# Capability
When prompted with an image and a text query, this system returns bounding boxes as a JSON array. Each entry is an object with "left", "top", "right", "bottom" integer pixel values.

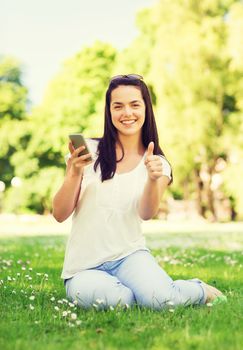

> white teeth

[{"left": 121, "top": 120, "right": 136, "bottom": 125}]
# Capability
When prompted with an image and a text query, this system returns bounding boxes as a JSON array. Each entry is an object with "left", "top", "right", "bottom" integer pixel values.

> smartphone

[{"left": 68, "top": 134, "right": 92, "bottom": 162}]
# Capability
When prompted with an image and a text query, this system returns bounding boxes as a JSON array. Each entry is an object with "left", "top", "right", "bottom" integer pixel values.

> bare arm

[
  {"left": 138, "top": 176, "right": 170, "bottom": 220},
  {"left": 52, "top": 142, "right": 92, "bottom": 223},
  {"left": 52, "top": 173, "right": 82, "bottom": 222},
  {"left": 138, "top": 141, "right": 171, "bottom": 220}
]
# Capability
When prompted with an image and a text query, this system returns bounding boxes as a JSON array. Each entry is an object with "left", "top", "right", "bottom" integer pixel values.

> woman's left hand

[{"left": 144, "top": 142, "right": 163, "bottom": 181}]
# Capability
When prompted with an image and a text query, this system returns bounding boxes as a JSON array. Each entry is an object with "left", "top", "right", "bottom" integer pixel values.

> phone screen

[{"left": 69, "top": 134, "right": 92, "bottom": 161}]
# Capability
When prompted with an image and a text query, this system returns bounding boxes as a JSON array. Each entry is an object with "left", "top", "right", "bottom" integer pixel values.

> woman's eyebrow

[
  {"left": 111, "top": 102, "right": 123, "bottom": 105},
  {"left": 111, "top": 100, "right": 142, "bottom": 105}
]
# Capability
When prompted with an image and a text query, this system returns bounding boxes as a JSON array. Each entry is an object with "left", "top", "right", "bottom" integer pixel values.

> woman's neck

[{"left": 116, "top": 133, "right": 145, "bottom": 156}]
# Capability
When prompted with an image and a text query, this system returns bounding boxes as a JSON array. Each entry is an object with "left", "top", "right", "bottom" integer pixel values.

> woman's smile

[{"left": 120, "top": 119, "right": 137, "bottom": 126}]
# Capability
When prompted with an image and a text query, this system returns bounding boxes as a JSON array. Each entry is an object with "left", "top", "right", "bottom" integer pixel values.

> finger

[
  {"left": 149, "top": 165, "right": 163, "bottom": 172},
  {"left": 72, "top": 145, "right": 86, "bottom": 158},
  {"left": 68, "top": 141, "right": 75, "bottom": 154},
  {"left": 147, "top": 141, "right": 154, "bottom": 157},
  {"left": 145, "top": 156, "right": 160, "bottom": 165},
  {"left": 74, "top": 152, "right": 92, "bottom": 163}
]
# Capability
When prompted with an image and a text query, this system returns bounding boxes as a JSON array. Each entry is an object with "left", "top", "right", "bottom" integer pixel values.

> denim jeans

[{"left": 64, "top": 249, "right": 206, "bottom": 310}]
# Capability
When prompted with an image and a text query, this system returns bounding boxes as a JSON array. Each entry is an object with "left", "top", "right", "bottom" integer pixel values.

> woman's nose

[{"left": 124, "top": 106, "right": 133, "bottom": 117}]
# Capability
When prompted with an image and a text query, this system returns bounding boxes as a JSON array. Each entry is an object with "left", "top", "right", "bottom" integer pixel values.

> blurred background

[{"left": 0, "top": 0, "right": 243, "bottom": 224}]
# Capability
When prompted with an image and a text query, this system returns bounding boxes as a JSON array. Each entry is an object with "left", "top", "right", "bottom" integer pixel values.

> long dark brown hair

[{"left": 93, "top": 77, "right": 173, "bottom": 184}]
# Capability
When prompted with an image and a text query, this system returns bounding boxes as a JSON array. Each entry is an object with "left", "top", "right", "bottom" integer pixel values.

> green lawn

[{"left": 0, "top": 230, "right": 243, "bottom": 350}]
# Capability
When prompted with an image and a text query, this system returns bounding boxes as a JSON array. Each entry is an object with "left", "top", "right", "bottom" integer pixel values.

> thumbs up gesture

[{"left": 144, "top": 141, "right": 163, "bottom": 181}]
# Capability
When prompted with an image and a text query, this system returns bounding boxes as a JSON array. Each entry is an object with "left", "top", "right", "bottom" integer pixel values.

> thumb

[{"left": 147, "top": 141, "right": 154, "bottom": 156}]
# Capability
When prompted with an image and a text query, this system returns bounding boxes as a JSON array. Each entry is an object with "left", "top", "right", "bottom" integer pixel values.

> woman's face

[{"left": 110, "top": 85, "right": 146, "bottom": 138}]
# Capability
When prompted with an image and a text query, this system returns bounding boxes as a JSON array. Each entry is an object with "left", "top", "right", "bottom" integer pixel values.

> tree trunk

[{"left": 194, "top": 168, "right": 206, "bottom": 218}]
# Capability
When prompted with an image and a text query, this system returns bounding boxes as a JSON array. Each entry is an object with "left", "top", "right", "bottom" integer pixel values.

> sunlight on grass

[{"left": 0, "top": 232, "right": 243, "bottom": 350}]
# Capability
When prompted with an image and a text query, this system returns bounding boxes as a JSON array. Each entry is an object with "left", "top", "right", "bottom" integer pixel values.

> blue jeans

[{"left": 64, "top": 249, "right": 206, "bottom": 310}]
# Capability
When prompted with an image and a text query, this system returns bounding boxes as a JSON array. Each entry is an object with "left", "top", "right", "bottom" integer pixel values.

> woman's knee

[{"left": 65, "top": 271, "right": 135, "bottom": 309}]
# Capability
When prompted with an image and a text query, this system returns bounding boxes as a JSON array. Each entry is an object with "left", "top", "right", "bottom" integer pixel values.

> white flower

[
  {"left": 109, "top": 306, "right": 114, "bottom": 311},
  {"left": 73, "top": 300, "right": 78, "bottom": 305},
  {"left": 167, "top": 301, "right": 174, "bottom": 306},
  {"left": 28, "top": 277, "right": 32, "bottom": 280},
  {"left": 169, "top": 308, "right": 175, "bottom": 313},
  {"left": 12, "top": 290, "right": 16, "bottom": 294},
  {"left": 36, "top": 273, "right": 42, "bottom": 276},
  {"left": 62, "top": 299, "right": 68, "bottom": 304},
  {"left": 12, "top": 277, "right": 16, "bottom": 281},
  {"left": 29, "top": 296, "right": 35, "bottom": 300},
  {"left": 206, "top": 303, "right": 213, "bottom": 307},
  {"left": 69, "top": 302, "right": 75, "bottom": 308},
  {"left": 124, "top": 303, "right": 130, "bottom": 309},
  {"left": 50, "top": 297, "right": 55, "bottom": 302},
  {"left": 76, "top": 320, "right": 82, "bottom": 326},
  {"left": 22, "top": 267, "right": 26, "bottom": 270},
  {"left": 29, "top": 304, "right": 34, "bottom": 310},
  {"left": 71, "top": 313, "right": 77, "bottom": 320},
  {"left": 92, "top": 303, "right": 98, "bottom": 309},
  {"left": 62, "top": 311, "right": 68, "bottom": 317},
  {"left": 16, "top": 273, "right": 20, "bottom": 277},
  {"left": 54, "top": 306, "right": 59, "bottom": 311},
  {"left": 44, "top": 274, "right": 48, "bottom": 278},
  {"left": 7, "top": 276, "right": 12, "bottom": 281},
  {"left": 29, "top": 268, "right": 33, "bottom": 271},
  {"left": 96, "top": 298, "right": 104, "bottom": 305},
  {"left": 57, "top": 300, "right": 63, "bottom": 304}
]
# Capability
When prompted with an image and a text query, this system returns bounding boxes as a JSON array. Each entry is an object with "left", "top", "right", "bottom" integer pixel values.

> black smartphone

[{"left": 68, "top": 134, "right": 92, "bottom": 162}]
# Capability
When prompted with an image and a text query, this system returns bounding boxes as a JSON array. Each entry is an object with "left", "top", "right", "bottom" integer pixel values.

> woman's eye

[{"left": 132, "top": 104, "right": 139, "bottom": 108}]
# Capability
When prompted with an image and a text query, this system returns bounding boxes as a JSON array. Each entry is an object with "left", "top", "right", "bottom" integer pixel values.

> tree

[
  {"left": 146, "top": 0, "right": 243, "bottom": 220},
  {"left": 0, "top": 56, "right": 28, "bottom": 189},
  {"left": 5, "top": 41, "right": 117, "bottom": 213}
]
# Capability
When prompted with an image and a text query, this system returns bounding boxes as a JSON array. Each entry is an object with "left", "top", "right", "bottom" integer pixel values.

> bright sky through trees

[{"left": 0, "top": 0, "right": 157, "bottom": 104}]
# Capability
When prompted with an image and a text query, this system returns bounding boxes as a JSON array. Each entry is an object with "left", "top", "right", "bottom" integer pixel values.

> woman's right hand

[{"left": 66, "top": 141, "right": 93, "bottom": 177}]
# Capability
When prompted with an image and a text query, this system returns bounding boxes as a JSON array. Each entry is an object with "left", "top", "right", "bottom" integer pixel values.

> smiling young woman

[{"left": 52, "top": 74, "right": 224, "bottom": 310}]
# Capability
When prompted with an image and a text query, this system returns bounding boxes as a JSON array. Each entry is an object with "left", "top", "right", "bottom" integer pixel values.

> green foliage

[
  {"left": 128, "top": 0, "right": 243, "bottom": 219},
  {"left": 0, "top": 56, "right": 28, "bottom": 190},
  {"left": 1, "top": 1, "right": 243, "bottom": 217},
  {"left": 4, "top": 167, "right": 64, "bottom": 214},
  {"left": 0, "top": 56, "right": 27, "bottom": 122},
  {"left": 1, "top": 42, "right": 117, "bottom": 214}
]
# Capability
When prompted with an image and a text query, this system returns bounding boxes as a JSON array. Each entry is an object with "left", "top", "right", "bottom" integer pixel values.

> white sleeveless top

[{"left": 61, "top": 139, "right": 172, "bottom": 279}]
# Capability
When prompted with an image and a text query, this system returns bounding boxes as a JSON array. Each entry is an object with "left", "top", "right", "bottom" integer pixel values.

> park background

[
  {"left": 1, "top": 0, "right": 243, "bottom": 223},
  {"left": 1, "top": 1, "right": 243, "bottom": 350}
]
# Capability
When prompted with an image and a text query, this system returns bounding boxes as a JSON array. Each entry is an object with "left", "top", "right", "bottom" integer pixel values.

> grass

[{"left": 0, "top": 230, "right": 243, "bottom": 350}]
